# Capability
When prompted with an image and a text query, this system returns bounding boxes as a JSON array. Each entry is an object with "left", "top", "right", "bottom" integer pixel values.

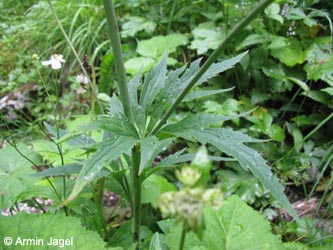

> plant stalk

[
  {"left": 150, "top": 0, "right": 274, "bottom": 135},
  {"left": 179, "top": 226, "right": 187, "bottom": 250},
  {"left": 131, "top": 143, "right": 142, "bottom": 249},
  {"left": 103, "top": 0, "right": 134, "bottom": 123}
]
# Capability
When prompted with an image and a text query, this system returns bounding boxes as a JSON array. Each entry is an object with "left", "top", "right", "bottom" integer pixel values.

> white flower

[
  {"left": 42, "top": 54, "right": 65, "bottom": 69},
  {"left": 76, "top": 73, "right": 89, "bottom": 85}
]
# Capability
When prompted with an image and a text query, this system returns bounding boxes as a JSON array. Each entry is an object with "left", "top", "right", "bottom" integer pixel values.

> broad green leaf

[
  {"left": 265, "top": 3, "right": 283, "bottom": 24},
  {"left": 268, "top": 36, "right": 288, "bottom": 50},
  {"left": 64, "top": 136, "right": 136, "bottom": 203},
  {"left": 182, "top": 88, "right": 234, "bottom": 102},
  {"left": 137, "top": 34, "right": 188, "bottom": 59},
  {"left": 165, "top": 127, "right": 299, "bottom": 220},
  {"left": 271, "top": 40, "right": 305, "bottom": 66},
  {"left": 190, "top": 22, "right": 226, "bottom": 55},
  {"left": 202, "top": 196, "right": 286, "bottom": 250},
  {"left": 121, "top": 16, "right": 156, "bottom": 38},
  {"left": 141, "top": 174, "right": 177, "bottom": 206},
  {"left": 140, "top": 54, "right": 168, "bottom": 112},
  {"left": 139, "top": 136, "right": 173, "bottom": 175},
  {"left": 125, "top": 57, "right": 155, "bottom": 75},
  {"left": 262, "top": 60, "right": 285, "bottom": 80},
  {"left": 0, "top": 213, "right": 106, "bottom": 250},
  {"left": 0, "top": 144, "right": 41, "bottom": 210}
]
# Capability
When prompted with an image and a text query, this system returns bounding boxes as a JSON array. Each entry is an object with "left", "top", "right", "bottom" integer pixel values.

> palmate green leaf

[
  {"left": 137, "top": 34, "right": 188, "bottom": 59},
  {"left": 0, "top": 213, "right": 106, "bottom": 250},
  {"left": 270, "top": 40, "right": 305, "bottom": 66},
  {"left": 0, "top": 144, "right": 42, "bottom": 210},
  {"left": 125, "top": 57, "right": 155, "bottom": 75},
  {"left": 120, "top": 16, "right": 156, "bottom": 38},
  {"left": 139, "top": 136, "right": 173, "bottom": 175},
  {"left": 64, "top": 136, "right": 136, "bottom": 204},
  {"left": 148, "top": 52, "right": 247, "bottom": 131},
  {"left": 202, "top": 196, "right": 285, "bottom": 250},
  {"left": 163, "top": 196, "right": 285, "bottom": 250},
  {"left": 190, "top": 22, "right": 226, "bottom": 55},
  {"left": 163, "top": 125, "right": 299, "bottom": 220}
]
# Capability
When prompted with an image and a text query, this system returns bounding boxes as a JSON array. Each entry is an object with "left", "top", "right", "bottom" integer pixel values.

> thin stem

[
  {"left": 131, "top": 143, "right": 141, "bottom": 249},
  {"left": 150, "top": 0, "right": 274, "bottom": 135},
  {"left": 102, "top": 0, "right": 134, "bottom": 123},
  {"left": 179, "top": 225, "right": 187, "bottom": 250},
  {"left": 53, "top": 77, "right": 69, "bottom": 216},
  {"left": 46, "top": 0, "right": 104, "bottom": 114}
]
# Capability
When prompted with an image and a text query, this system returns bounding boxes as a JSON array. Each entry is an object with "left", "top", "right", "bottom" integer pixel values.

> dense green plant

[{"left": 1, "top": 0, "right": 333, "bottom": 249}]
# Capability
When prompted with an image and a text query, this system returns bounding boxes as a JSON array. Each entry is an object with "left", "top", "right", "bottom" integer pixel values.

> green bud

[{"left": 176, "top": 166, "right": 201, "bottom": 187}]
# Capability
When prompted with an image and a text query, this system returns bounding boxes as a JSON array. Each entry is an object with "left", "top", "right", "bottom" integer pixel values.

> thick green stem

[
  {"left": 179, "top": 226, "right": 187, "bottom": 250},
  {"left": 103, "top": 0, "right": 134, "bottom": 123},
  {"left": 131, "top": 143, "right": 141, "bottom": 249},
  {"left": 150, "top": 0, "right": 274, "bottom": 135}
]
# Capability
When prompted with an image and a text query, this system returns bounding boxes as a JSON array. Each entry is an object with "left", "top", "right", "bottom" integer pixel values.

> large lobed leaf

[
  {"left": 161, "top": 123, "right": 299, "bottom": 220},
  {"left": 202, "top": 195, "right": 285, "bottom": 250},
  {"left": 0, "top": 144, "right": 41, "bottom": 210},
  {"left": 162, "top": 196, "right": 286, "bottom": 250},
  {"left": 0, "top": 213, "right": 106, "bottom": 250},
  {"left": 134, "top": 52, "right": 247, "bottom": 132}
]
